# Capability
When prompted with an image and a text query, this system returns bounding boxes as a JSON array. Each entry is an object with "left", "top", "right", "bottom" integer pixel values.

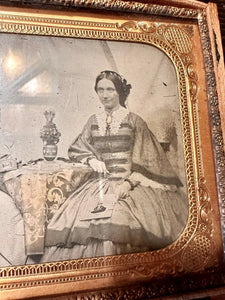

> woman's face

[{"left": 96, "top": 78, "right": 120, "bottom": 111}]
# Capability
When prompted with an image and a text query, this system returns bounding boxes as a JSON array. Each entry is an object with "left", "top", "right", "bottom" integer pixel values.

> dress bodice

[
  {"left": 90, "top": 114, "right": 134, "bottom": 180},
  {"left": 68, "top": 108, "right": 183, "bottom": 187}
]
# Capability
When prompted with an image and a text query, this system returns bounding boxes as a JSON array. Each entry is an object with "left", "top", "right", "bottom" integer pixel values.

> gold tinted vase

[
  {"left": 40, "top": 110, "right": 61, "bottom": 161},
  {"left": 43, "top": 144, "right": 58, "bottom": 161}
]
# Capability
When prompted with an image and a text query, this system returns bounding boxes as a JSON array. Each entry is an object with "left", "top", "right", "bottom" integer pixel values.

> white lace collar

[{"left": 95, "top": 106, "right": 129, "bottom": 136}]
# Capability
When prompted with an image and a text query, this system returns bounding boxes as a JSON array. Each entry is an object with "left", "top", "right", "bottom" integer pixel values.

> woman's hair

[{"left": 94, "top": 70, "right": 132, "bottom": 107}]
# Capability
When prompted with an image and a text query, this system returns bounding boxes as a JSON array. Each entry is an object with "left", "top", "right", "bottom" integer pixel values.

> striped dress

[{"left": 42, "top": 107, "right": 188, "bottom": 262}]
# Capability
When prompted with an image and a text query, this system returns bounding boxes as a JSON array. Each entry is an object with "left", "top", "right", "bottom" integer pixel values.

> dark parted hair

[{"left": 94, "top": 70, "right": 132, "bottom": 107}]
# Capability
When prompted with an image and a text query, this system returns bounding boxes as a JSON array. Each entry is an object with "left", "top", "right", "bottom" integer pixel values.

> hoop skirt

[{"left": 41, "top": 111, "right": 188, "bottom": 262}]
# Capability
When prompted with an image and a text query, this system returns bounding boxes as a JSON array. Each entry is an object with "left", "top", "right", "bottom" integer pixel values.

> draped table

[{"left": 1, "top": 161, "right": 92, "bottom": 256}]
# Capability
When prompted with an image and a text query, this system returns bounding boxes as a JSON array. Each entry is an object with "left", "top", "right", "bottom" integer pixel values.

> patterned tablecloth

[{"left": 2, "top": 161, "right": 92, "bottom": 256}]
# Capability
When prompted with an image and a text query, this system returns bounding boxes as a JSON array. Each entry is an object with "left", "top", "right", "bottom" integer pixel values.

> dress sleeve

[
  {"left": 68, "top": 115, "right": 99, "bottom": 163},
  {"left": 129, "top": 114, "right": 183, "bottom": 187}
]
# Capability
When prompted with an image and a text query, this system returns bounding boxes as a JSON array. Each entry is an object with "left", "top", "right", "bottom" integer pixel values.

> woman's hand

[
  {"left": 117, "top": 181, "right": 131, "bottom": 199},
  {"left": 88, "top": 158, "right": 109, "bottom": 175}
]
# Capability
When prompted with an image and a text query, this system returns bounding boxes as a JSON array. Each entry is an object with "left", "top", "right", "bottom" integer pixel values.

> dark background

[{"left": 202, "top": 0, "right": 225, "bottom": 58}]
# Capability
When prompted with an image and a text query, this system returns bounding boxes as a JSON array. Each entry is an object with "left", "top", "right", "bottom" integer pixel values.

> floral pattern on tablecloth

[
  {"left": 45, "top": 169, "right": 92, "bottom": 223},
  {"left": 4, "top": 167, "right": 92, "bottom": 256}
]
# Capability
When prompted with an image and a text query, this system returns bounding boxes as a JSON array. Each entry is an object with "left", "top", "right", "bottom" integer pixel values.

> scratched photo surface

[{"left": 0, "top": 34, "right": 188, "bottom": 267}]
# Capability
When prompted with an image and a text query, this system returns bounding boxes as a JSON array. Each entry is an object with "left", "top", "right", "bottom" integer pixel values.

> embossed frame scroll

[{"left": 0, "top": 0, "right": 225, "bottom": 299}]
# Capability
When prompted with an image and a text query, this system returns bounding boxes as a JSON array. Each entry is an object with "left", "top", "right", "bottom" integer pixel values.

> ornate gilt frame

[{"left": 0, "top": 0, "right": 225, "bottom": 298}]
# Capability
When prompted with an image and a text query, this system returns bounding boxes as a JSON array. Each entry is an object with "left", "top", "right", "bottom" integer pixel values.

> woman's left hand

[{"left": 116, "top": 181, "right": 131, "bottom": 199}]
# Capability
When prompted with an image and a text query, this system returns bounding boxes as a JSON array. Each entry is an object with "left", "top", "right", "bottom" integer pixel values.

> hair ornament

[
  {"left": 95, "top": 70, "right": 132, "bottom": 107},
  {"left": 100, "top": 70, "right": 132, "bottom": 97}
]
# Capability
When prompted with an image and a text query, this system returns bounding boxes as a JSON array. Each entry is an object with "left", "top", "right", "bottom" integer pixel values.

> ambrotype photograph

[{"left": 0, "top": 34, "right": 188, "bottom": 266}]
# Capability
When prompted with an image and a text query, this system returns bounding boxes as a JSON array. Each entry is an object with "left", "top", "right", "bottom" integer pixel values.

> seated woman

[{"left": 42, "top": 70, "right": 188, "bottom": 262}]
